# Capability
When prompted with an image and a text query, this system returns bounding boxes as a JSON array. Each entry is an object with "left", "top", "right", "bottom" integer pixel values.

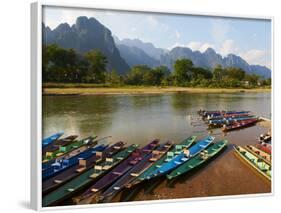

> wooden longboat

[
  {"left": 42, "top": 132, "right": 64, "bottom": 147},
  {"left": 222, "top": 118, "right": 259, "bottom": 132},
  {"left": 207, "top": 113, "right": 251, "bottom": 120},
  {"left": 256, "top": 142, "right": 271, "bottom": 155},
  {"left": 167, "top": 140, "right": 228, "bottom": 179},
  {"left": 42, "top": 144, "right": 138, "bottom": 207},
  {"left": 245, "top": 145, "right": 271, "bottom": 164},
  {"left": 42, "top": 136, "right": 97, "bottom": 170},
  {"left": 42, "top": 136, "right": 97, "bottom": 163},
  {"left": 99, "top": 141, "right": 173, "bottom": 201},
  {"left": 77, "top": 139, "right": 159, "bottom": 203},
  {"left": 42, "top": 143, "right": 108, "bottom": 180},
  {"left": 233, "top": 145, "right": 271, "bottom": 182},
  {"left": 42, "top": 135, "right": 78, "bottom": 156},
  {"left": 147, "top": 136, "right": 214, "bottom": 179},
  {"left": 126, "top": 136, "right": 196, "bottom": 187},
  {"left": 42, "top": 141, "right": 126, "bottom": 195}
]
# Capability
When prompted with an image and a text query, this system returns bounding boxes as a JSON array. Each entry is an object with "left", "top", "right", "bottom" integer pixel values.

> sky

[{"left": 43, "top": 6, "right": 272, "bottom": 68}]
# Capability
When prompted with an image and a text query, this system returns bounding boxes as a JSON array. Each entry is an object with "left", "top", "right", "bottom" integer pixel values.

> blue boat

[
  {"left": 42, "top": 143, "right": 108, "bottom": 180},
  {"left": 209, "top": 116, "right": 256, "bottom": 125},
  {"left": 203, "top": 111, "right": 250, "bottom": 118},
  {"left": 42, "top": 132, "right": 64, "bottom": 147},
  {"left": 146, "top": 136, "right": 215, "bottom": 179},
  {"left": 42, "top": 136, "right": 97, "bottom": 170}
]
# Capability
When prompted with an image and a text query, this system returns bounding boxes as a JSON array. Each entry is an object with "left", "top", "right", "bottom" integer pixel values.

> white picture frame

[{"left": 31, "top": 1, "right": 274, "bottom": 211}]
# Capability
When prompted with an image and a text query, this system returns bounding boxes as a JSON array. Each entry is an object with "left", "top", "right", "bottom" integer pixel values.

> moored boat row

[{"left": 42, "top": 132, "right": 229, "bottom": 206}]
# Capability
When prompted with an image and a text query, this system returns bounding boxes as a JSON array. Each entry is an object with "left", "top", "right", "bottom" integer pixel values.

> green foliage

[
  {"left": 174, "top": 59, "right": 193, "bottom": 85},
  {"left": 42, "top": 45, "right": 270, "bottom": 88}
]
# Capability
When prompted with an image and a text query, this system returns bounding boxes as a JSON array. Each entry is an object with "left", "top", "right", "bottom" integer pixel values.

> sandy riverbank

[{"left": 43, "top": 87, "right": 271, "bottom": 95}]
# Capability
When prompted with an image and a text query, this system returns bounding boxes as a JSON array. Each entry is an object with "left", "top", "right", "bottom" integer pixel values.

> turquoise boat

[
  {"left": 146, "top": 136, "right": 215, "bottom": 179},
  {"left": 133, "top": 136, "right": 197, "bottom": 183},
  {"left": 167, "top": 140, "right": 228, "bottom": 179}
]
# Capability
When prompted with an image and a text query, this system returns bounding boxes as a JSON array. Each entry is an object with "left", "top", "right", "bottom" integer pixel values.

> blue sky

[{"left": 43, "top": 6, "right": 271, "bottom": 68}]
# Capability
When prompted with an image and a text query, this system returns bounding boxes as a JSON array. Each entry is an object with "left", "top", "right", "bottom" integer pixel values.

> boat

[
  {"left": 200, "top": 110, "right": 250, "bottom": 118},
  {"left": 256, "top": 142, "right": 271, "bottom": 155},
  {"left": 42, "top": 135, "right": 78, "bottom": 156},
  {"left": 146, "top": 136, "right": 215, "bottom": 179},
  {"left": 233, "top": 145, "right": 271, "bottom": 182},
  {"left": 167, "top": 140, "right": 228, "bottom": 179},
  {"left": 42, "top": 143, "right": 108, "bottom": 180},
  {"left": 207, "top": 113, "right": 251, "bottom": 120},
  {"left": 99, "top": 141, "right": 173, "bottom": 201},
  {"left": 42, "top": 132, "right": 64, "bottom": 147},
  {"left": 77, "top": 140, "right": 159, "bottom": 202},
  {"left": 42, "top": 135, "right": 97, "bottom": 163},
  {"left": 42, "top": 136, "right": 97, "bottom": 170},
  {"left": 128, "top": 136, "right": 196, "bottom": 186},
  {"left": 209, "top": 116, "right": 257, "bottom": 126},
  {"left": 222, "top": 118, "right": 258, "bottom": 132},
  {"left": 259, "top": 132, "right": 271, "bottom": 143},
  {"left": 42, "top": 141, "right": 126, "bottom": 194},
  {"left": 244, "top": 145, "right": 271, "bottom": 164},
  {"left": 42, "top": 144, "right": 138, "bottom": 207}
]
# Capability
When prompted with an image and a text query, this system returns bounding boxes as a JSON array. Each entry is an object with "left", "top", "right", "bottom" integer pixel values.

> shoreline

[{"left": 43, "top": 87, "right": 271, "bottom": 96}]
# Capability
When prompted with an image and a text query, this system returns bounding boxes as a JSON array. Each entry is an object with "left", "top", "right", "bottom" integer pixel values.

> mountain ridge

[{"left": 43, "top": 16, "right": 271, "bottom": 78}]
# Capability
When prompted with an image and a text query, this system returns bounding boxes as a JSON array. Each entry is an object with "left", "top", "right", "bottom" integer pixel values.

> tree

[
  {"left": 174, "top": 59, "right": 193, "bottom": 86},
  {"left": 213, "top": 64, "right": 225, "bottom": 81},
  {"left": 43, "top": 44, "right": 79, "bottom": 82},
  {"left": 85, "top": 50, "right": 107, "bottom": 83},
  {"left": 244, "top": 74, "right": 260, "bottom": 86},
  {"left": 225, "top": 67, "right": 245, "bottom": 81},
  {"left": 126, "top": 65, "right": 152, "bottom": 85}
]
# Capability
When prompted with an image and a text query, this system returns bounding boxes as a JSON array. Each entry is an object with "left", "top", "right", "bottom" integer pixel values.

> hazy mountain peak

[
  {"left": 43, "top": 16, "right": 130, "bottom": 74},
  {"left": 115, "top": 37, "right": 166, "bottom": 60}
]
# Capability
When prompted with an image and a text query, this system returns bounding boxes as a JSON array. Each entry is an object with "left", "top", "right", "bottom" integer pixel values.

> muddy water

[{"left": 42, "top": 92, "right": 271, "bottom": 204}]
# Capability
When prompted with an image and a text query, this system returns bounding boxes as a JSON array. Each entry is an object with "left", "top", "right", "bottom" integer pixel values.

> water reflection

[{"left": 43, "top": 92, "right": 271, "bottom": 144}]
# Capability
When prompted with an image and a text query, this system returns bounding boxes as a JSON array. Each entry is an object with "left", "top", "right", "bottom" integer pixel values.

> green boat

[
  {"left": 233, "top": 145, "right": 271, "bottom": 182},
  {"left": 167, "top": 140, "right": 228, "bottom": 180},
  {"left": 127, "top": 136, "right": 196, "bottom": 187},
  {"left": 42, "top": 135, "right": 97, "bottom": 163},
  {"left": 42, "top": 144, "right": 138, "bottom": 207}
]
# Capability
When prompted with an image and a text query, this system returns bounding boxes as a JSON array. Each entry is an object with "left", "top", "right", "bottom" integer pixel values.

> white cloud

[
  {"left": 175, "top": 30, "right": 181, "bottom": 39},
  {"left": 220, "top": 39, "right": 239, "bottom": 56},
  {"left": 239, "top": 49, "right": 270, "bottom": 67},
  {"left": 168, "top": 41, "right": 214, "bottom": 52},
  {"left": 210, "top": 20, "right": 231, "bottom": 43},
  {"left": 146, "top": 16, "right": 159, "bottom": 27}
]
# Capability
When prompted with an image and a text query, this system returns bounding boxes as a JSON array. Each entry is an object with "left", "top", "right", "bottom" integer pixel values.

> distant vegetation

[{"left": 43, "top": 44, "right": 271, "bottom": 88}]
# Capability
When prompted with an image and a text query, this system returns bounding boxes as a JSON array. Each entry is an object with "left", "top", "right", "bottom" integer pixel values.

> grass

[{"left": 42, "top": 83, "right": 271, "bottom": 95}]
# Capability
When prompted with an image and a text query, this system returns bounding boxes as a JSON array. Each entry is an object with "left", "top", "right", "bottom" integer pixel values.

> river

[{"left": 42, "top": 92, "right": 271, "bottom": 203}]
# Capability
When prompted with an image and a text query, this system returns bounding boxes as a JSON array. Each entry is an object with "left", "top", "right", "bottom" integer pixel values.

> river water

[{"left": 42, "top": 92, "right": 271, "bottom": 203}]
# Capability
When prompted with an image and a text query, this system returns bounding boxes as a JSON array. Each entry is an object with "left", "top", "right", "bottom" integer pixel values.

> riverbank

[{"left": 43, "top": 86, "right": 271, "bottom": 95}]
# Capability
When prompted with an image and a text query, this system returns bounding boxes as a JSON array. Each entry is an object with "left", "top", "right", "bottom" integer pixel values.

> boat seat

[
  {"left": 76, "top": 167, "right": 86, "bottom": 173},
  {"left": 114, "top": 186, "right": 120, "bottom": 190},
  {"left": 102, "top": 165, "right": 112, "bottom": 170},
  {"left": 114, "top": 146, "right": 121, "bottom": 150},
  {"left": 113, "top": 171, "right": 122, "bottom": 176},
  {"left": 91, "top": 188, "right": 98, "bottom": 192},
  {"left": 54, "top": 179, "right": 62, "bottom": 183}
]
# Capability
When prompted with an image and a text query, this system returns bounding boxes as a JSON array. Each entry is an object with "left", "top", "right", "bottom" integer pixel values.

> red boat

[
  {"left": 222, "top": 118, "right": 258, "bottom": 132},
  {"left": 256, "top": 142, "right": 271, "bottom": 155}
]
